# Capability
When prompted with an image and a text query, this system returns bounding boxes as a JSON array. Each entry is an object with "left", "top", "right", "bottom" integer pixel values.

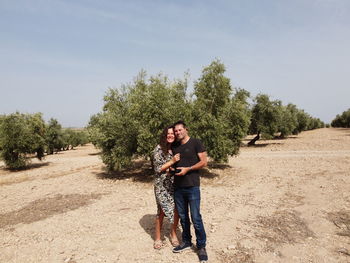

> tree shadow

[
  {"left": 49, "top": 151, "right": 64, "bottom": 155},
  {"left": 245, "top": 141, "right": 284, "bottom": 148},
  {"left": 88, "top": 152, "right": 101, "bottom": 156},
  {"left": 4, "top": 161, "right": 51, "bottom": 172},
  {"left": 200, "top": 161, "right": 233, "bottom": 180},
  {"left": 26, "top": 162, "right": 51, "bottom": 170},
  {"left": 246, "top": 143, "right": 270, "bottom": 148},
  {"left": 207, "top": 162, "right": 231, "bottom": 169},
  {"left": 95, "top": 159, "right": 154, "bottom": 184},
  {"left": 242, "top": 134, "right": 299, "bottom": 147},
  {"left": 95, "top": 159, "right": 232, "bottom": 183},
  {"left": 273, "top": 136, "right": 298, "bottom": 140},
  {"left": 337, "top": 128, "right": 350, "bottom": 136},
  {"left": 200, "top": 169, "right": 221, "bottom": 180}
]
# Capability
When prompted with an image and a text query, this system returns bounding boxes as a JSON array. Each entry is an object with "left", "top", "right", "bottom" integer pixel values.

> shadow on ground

[
  {"left": 247, "top": 143, "right": 272, "bottom": 148},
  {"left": 2, "top": 161, "right": 51, "bottom": 172},
  {"left": 25, "top": 162, "right": 51, "bottom": 170},
  {"left": 199, "top": 161, "right": 233, "bottom": 180},
  {"left": 244, "top": 141, "right": 285, "bottom": 148},
  {"left": 95, "top": 159, "right": 227, "bottom": 183},
  {"left": 242, "top": 135, "right": 299, "bottom": 148},
  {"left": 95, "top": 160, "right": 154, "bottom": 183},
  {"left": 139, "top": 214, "right": 156, "bottom": 241},
  {"left": 207, "top": 162, "right": 231, "bottom": 169},
  {"left": 88, "top": 152, "right": 101, "bottom": 156},
  {"left": 338, "top": 128, "right": 350, "bottom": 136},
  {"left": 139, "top": 214, "right": 182, "bottom": 242}
]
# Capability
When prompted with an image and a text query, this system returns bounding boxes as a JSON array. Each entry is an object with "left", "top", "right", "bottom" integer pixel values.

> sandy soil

[{"left": 0, "top": 128, "right": 350, "bottom": 263}]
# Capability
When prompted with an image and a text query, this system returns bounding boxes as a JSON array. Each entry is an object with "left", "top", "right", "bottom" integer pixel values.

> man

[{"left": 172, "top": 120, "right": 208, "bottom": 262}]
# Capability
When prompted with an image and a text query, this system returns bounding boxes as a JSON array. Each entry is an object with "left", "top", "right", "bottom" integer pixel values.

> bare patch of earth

[
  {"left": 253, "top": 209, "right": 315, "bottom": 251},
  {"left": 217, "top": 242, "right": 255, "bottom": 263},
  {"left": 327, "top": 211, "right": 350, "bottom": 238},
  {"left": 0, "top": 193, "right": 102, "bottom": 229}
]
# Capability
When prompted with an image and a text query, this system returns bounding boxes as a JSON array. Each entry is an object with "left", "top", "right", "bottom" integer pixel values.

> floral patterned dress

[{"left": 153, "top": 144, "right": 175, "bottom": 224}]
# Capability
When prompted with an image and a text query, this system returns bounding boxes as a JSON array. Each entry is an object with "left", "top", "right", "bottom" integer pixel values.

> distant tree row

[
  {"left": 248, "top": 94, "right": 324, "bottom": 145},
  {"left": 331, "top": 109, "right": 350, "bottom": 128},
  {"left": 88, "top": 59, "right": 324, "bottom": 172},
  {"left": 0, "top": 113, "right": 89, "bottom": 169}
]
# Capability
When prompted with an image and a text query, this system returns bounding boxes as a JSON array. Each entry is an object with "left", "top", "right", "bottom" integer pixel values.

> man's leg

[
  {"left": 174, "top": 187, "right": 192, "bottom": 245},
  {"left": 188, "top": 186, "right": 208, "bottom": 261},
  {"left": 188, "top": 186, "right": 206, "bottom": 249}
]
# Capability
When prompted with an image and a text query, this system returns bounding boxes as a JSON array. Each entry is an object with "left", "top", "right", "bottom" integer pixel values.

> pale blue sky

[{"left": 1, "top": 0, "right": 349, "bottom": 127}]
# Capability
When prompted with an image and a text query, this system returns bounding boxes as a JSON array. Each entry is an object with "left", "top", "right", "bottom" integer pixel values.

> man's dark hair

[{"left": 173, "top": 120, "right": 187, "bottom": 129}]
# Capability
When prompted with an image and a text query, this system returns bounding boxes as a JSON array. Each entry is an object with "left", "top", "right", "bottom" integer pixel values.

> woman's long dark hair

[{"left": 159, "top": 125, "right": 174, "bottom": 154}]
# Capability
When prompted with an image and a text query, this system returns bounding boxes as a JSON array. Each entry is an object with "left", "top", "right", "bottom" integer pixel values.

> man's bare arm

[{"left": 175, "top": 151, "right": 207, "bottom": 176}]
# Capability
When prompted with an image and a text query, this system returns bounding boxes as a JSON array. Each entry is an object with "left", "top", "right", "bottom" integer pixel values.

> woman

[{"left": 152, "top": 125, "right": 180, "bottom": 249}]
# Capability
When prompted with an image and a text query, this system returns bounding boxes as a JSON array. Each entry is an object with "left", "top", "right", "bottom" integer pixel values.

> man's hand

[{"left": 175, "top": 167, "right": 191, "bottom": 176}]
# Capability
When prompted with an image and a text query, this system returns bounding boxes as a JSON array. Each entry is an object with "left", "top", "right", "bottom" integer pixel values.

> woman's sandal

[
  {"left": 153, "top": 240, "right": 163, "bottom": 250},
  {"left": 170, "top": 237, "right": 180, "bottom": 247}
]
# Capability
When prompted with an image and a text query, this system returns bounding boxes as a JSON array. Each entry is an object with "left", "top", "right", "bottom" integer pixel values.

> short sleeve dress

[{"left": 152, "top": 144, "right": 175, "bottom": 224}]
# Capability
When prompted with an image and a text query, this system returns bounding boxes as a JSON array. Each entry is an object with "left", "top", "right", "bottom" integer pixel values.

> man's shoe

[
  {"left": 198, "top": 247, "right": 208, "bottom": 262},
  {"left": 172, "top": 242, "right": 192, "bottom": 253}
]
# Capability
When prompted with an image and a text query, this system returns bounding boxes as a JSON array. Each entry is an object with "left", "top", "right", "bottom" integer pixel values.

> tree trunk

[
  {"left": 150, "top": 156, "right": 154, "bottom": 171},
  {"left": 248, "top": 131, "right": 260, "bottom": 146}
]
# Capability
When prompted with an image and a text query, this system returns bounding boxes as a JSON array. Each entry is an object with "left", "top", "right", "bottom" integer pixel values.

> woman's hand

[
  {"left": 161, "top": 153, "right": 180, "bottom": 173},
  {"left": 172, "top": 153, "right": 180, "bottom": 163}
]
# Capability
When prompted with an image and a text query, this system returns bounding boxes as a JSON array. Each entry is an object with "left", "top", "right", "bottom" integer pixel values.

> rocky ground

[{"left": 0, "top": 128, "right": 350, "bottom": 263}]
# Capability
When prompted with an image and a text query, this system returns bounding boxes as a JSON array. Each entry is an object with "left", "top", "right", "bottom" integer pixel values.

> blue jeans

[{"left": 174, "top": 186, "right": 206, "bottom": 249}]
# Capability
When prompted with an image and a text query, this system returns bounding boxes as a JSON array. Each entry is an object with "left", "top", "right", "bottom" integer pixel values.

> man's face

[{"left": 174, "top": 124, "right": 188, "bottom": 141}]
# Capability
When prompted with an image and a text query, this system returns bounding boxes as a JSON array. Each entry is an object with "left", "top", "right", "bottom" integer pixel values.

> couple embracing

[{"left": 152, "top": 120, "right": 208, "bottom": 262}]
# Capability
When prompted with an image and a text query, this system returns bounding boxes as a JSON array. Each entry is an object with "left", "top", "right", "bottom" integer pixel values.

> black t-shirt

[{"left": 172, "top": 138, "right": 206, "bottom": 187}]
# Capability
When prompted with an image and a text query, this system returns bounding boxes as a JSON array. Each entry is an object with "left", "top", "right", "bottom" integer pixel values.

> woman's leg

[
  {"left": 170, "top": 208, "right": 180, "bottom": 245},
  {"left": 154, "top": 209, "right": 165, "bottom": 244}
]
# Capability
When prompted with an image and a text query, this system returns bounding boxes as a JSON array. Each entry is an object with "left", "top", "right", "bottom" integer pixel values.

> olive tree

[
  {"left": 46, "top": 118, "right": 64, "bottom": 154},
  {"left": 226, "top": 88, "right": 251, "bottom": 152},
  {"left": 294, "top": 109, "right": 310, "bottom": 133},
  {"left": 248, "top": 94, "right": 281, "bottom": 145},
  {"left": 61, "top": 129, "right": 89, "bottom": 150},
  {"left": 128, "top": 72, "right": 190, "bottom": 159},
  {"left": 308, "top": 117, "right": 324, "bottom": 129},
  {"left": 88, "top": 71, "right": 190, "bottom": 171},
  {"left": 0, "top": 112, "right": 46, "bottom": 169},
  {"left": 190, "top": 60, "right": 251, "bottom": 162},
  {"left": 88, "top": 88, "right": 137, "bottom": 171},
  {"left": 331, "top": 109, "right": 350, "bottom": 128},
  {"left": 278, "top": 103, "right": 299, "bottom": 138}
]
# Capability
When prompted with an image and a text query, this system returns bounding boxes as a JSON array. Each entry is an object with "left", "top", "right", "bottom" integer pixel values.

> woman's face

[{"left": 166, "top": 128, "right": 175, "bottom": 144}]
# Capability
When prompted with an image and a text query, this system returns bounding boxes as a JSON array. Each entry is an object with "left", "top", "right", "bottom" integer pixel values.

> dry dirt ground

[{"left": 0, "top": 128, "right": 350, "bottom": 263}]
